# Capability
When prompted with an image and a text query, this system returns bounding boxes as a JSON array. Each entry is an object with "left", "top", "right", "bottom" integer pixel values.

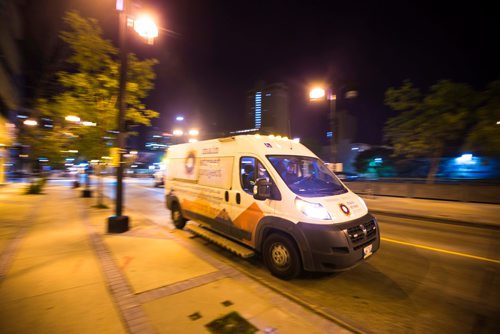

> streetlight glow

[
  {"left": 23, "top": 119, "right": 38, "bottom": 126},
  {"left": 133, "top": 15, "right": 159, "bottom": 44},
  {"left": 65, "top": 115, "right": 81, "bottom": 123},
  {"left": 176, "top": 116, "right": 184, "bottom": 121},
  {"left": 309, "top": 87, "right": 326, "bottom": 100},
  {"left": 188, "top": 129, "right": 199, "bottom": 136}
]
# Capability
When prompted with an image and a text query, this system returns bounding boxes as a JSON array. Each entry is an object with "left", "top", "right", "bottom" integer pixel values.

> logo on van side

[
  {"left": 202, "top": 147, "right": 219, "bottom": 155},
  {"left": 339, "top": 203, "right": 351, "bottom": 216},
  {"left": 185, "top": 151, "right": 196, "bottom": 174}
]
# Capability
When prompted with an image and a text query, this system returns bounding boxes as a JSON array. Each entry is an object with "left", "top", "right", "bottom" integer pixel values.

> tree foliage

[
  {"left": 383, "top": 79, "right": 484, "bottom": 182},
  {"left": 22, "top": 11, "right": 158, "bottom": 164},
  {"left": 464, "top": 80, "right": 500, "bottom": 156}
]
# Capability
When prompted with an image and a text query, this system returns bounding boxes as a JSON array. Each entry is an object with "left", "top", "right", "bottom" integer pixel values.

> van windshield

[{"left": 267, "top": 155, "right": 347, "bottom": 197}]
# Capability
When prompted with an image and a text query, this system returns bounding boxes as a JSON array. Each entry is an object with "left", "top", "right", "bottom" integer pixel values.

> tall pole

[
  {"left": 328, "top": 88, "right": 337, "bottom": 163},
  {"left": 108, "top": 0, "right": 130, "bottom": 232}
]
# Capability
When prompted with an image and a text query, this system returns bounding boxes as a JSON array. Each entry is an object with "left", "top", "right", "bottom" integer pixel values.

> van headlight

[{"left": 295, "top": 197, "right": 332, "bottom": 220}]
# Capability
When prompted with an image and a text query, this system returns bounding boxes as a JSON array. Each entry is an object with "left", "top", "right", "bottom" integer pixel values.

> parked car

[
  {"left": 335, "top": 171, "right": 359, "bottom": 181},
  {"left": 153, "top": 170, "right": 164, "bottom": 187}
]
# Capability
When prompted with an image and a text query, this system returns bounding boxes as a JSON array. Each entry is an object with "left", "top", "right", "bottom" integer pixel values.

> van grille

[{"left": 345, "top": 220, "right": 377, "bottom": 246}]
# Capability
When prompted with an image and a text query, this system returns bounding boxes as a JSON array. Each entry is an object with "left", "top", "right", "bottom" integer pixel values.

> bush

[{"left": 24, "top": 178, "right": 46, "bottom": 195}]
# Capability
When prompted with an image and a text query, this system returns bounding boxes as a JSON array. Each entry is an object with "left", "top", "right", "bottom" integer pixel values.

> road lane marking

[{"left": 381, "top": 237, "right": 500, "bottom": 264}]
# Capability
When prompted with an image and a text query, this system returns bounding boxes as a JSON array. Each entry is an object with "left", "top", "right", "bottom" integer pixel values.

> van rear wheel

[
  {"left": 171, "top": 203, "right": 187, "bottom": 229},
  {"left": 263, "top": 233, "right": 302, "bottom": 280}
]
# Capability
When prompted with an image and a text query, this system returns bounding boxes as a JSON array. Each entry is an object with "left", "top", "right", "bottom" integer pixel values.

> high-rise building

[
  {"left": 0, "top": 0, "right": 24, "bottom": 183},
  {"left": 144, "top": 128, "right": 173, "bottom": 151},
  {"left": 245, "top": 82, "right": 290, "bottom": 136}
]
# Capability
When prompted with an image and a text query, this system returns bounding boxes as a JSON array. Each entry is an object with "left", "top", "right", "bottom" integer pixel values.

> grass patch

[{"left": 206, "top": 311, "right": 257, "bottom": 334}]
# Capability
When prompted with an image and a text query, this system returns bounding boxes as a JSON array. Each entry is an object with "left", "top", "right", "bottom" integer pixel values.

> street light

[
  {"left": 309, "top": 84, "right": 357, "bottom": 164},
  {"left": 23, "top": 119, "right": 38, "bottom": 126},
  {"left": 108, "top": 0, "right": 158, "bottom": 233},
  {"left": 309, "top": 87, "right": 326, "bottom": 100},
  {"left": 309, "top": 85, "right": 336, "bottom": 162},
  {"left": 65, "top": 115, "right": 81, "bottom": 123},
  {"left": 133, "top": 15, "right": 159, "bottom": 44}
]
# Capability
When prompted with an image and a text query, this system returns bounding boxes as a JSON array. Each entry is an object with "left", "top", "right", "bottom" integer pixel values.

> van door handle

[
  {"left": 236, "top": 193, "right": 241, "bottom": 204},
  {"left": 225, "top": 191, "right": 229, "bottom": 202}
]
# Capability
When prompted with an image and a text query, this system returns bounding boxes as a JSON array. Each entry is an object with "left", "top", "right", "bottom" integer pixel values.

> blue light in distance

[{"left": 455, "top": 153, "right": 475, "bottom": 165}]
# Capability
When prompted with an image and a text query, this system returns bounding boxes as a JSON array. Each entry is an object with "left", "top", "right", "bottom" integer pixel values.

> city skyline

[{"left": 5, "top": 0, "right": 500, "bottom": 146}]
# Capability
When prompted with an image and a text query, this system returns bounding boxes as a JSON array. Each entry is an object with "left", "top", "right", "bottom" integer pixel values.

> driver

[{"left": 282, "top": 162, "right": 299, "bottom": 184}]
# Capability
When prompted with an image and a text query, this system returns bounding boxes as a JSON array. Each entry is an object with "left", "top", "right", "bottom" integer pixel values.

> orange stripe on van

[{"left": 232, "top": 202, "right": 264, "bottom": 247}]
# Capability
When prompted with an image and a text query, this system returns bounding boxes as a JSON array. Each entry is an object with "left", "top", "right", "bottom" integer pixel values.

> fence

[{"left": 345, "top": 181, "right": 500, "bottom": 204}]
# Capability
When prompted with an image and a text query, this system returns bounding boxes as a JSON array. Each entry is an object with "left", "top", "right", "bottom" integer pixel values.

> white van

[{"left": 165, "top": 135, "right": 379, "bottom": 279}]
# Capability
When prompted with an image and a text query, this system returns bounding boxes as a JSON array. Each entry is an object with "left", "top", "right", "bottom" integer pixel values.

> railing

[{"left": 345, "top": 180, "right": 500, "bottom": 204}]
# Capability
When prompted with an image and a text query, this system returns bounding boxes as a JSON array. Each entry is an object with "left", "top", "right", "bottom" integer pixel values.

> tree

[
  {"left": 464, "top": 80, "right": 500, "bottom": 156},
  {"left": 383, "top": 80, "right": 480, "bottom": 183},
  {"left": 22, "top": 11, "right": 158, "bottom": 165}
]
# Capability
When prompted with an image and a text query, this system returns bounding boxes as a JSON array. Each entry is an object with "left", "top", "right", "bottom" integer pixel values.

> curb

[{"left": 233, "top": 265, "right": 365, "bottom": 334}]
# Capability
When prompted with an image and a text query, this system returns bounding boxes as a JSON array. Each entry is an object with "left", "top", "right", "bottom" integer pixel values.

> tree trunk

[
  {"left": 426, "top": 149, "right": 442, "bottom": 184},
  {"left": 96, "top": 164, "right": 104, "bottom": 207}
]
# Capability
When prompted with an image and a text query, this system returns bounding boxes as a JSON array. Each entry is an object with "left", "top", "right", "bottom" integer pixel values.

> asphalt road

[{"left": 106, "top": 178, "right": 500, "bottom": 333}]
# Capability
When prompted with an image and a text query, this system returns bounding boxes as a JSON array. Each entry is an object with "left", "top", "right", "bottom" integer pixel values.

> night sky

[{"left": 22, "top": 0, "right": 500, "bottom": 145}]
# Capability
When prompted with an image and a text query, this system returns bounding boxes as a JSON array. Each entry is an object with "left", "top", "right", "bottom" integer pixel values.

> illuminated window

[{"left": 255, "top": 91, "right": 262, "bottom": 128}]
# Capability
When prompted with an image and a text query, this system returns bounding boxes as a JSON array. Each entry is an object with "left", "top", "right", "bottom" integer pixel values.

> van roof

[{"left": 166, "top": 135, "right": 316, "bottom": 159}]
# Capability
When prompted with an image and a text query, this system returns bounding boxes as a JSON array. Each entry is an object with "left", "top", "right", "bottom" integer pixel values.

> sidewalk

[
  {"left": 0, "top": 183, "right": 349, "bottom": 334},
  {"left": 362, "top": 195, "right": 500, "bottom": 228}
]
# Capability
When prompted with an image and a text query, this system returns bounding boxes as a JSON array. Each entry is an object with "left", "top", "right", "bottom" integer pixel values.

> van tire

[
  {"left": 263, "top": 233, "right": 302, "bottom": 280},
  {"left": 171, "top": 203, "right": 187, "bottom": 229}
]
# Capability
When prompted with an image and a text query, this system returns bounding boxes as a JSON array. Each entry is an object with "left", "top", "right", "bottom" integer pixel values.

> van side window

[
  {"left": 240, "top": 157, "right": 271, "bottom": 193},
  {"left": 240, "top": 157, "right": 256, "bottom": 192}
]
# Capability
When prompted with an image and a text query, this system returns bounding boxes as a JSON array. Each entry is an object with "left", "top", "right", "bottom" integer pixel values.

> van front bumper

[{"left": 297, "top": 213, "right": 380, "bottom": 272}]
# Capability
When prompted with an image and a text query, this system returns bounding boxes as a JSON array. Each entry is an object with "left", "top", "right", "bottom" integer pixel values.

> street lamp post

[
  {"left": 309, "top": 85, "right": 357, "bottom": 164},
  {"left": 309, "top": 86, "right": 337, "bottom": 162},
  {"left": 107, "top": 0, "right": 130, "bottom": 232},
  {"left": 108, "top": 0, "right": 158, "bottom": 233},
  {"left": 327, "top": 88, "right": 336, "bottom": 163}
]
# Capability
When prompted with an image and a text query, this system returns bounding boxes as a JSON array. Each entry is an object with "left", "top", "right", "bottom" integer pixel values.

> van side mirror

[{"left": 253, "top": 178, "right": 272, "bottom": 201}]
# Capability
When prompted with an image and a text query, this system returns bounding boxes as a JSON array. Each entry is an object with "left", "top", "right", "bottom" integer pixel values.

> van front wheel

[
  {"left": 171, "top": 203, "right": 187, "bottom": 229},
  {"left": 263, "top": 233, "right": 302, "bottom": 280}
]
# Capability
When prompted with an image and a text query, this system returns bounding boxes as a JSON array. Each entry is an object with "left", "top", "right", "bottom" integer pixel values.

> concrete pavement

[
  {"left": 1, "top": 180, "right": 498, "bottom": 333},
  {"left": 0, "top": 182, "right": 349, "bottom": 334}
]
